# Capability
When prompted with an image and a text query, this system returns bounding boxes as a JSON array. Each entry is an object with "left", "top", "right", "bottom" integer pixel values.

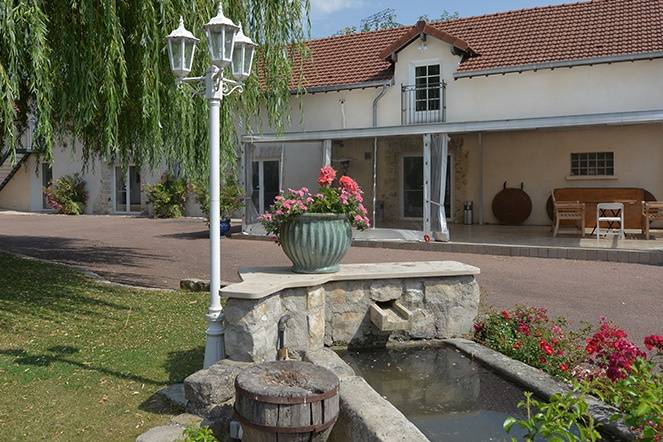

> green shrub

[
  {"left": 193, "top": 176, "right": 244, "bottom": 220},
  {"left": 145, "top": 173, "right": 187, "bottom": 218},
  {"left": 504, "top": 388, "right": 602, "bottom": 441},
  {"left": 183, "top": 426, "right": 218, "bottom": 442},
  {"left": 44, "top": 174, "right": 87, "bottom": 215}
]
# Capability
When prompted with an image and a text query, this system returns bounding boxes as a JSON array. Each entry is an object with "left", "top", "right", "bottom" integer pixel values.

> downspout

[{"left": 371, "top": 82, "right": 391, "bottom": 228}]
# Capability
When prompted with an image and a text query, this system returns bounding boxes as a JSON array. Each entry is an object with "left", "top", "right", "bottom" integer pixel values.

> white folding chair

[{"left": 596, "top": 202, "right": 625, "bottom": 240}]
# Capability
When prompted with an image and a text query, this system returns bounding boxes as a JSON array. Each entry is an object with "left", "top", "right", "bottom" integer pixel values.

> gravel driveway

[{"left": 1, "top": 212, "right": 660, "bottom": 343}]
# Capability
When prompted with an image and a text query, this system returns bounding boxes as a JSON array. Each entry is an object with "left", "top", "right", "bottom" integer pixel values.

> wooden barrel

[{"left": 234, "top": 361, "right": 340, "bottom": 442}]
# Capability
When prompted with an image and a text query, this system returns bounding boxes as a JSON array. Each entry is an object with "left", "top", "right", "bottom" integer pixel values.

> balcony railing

[{"left": 401, "top": 82, "right": 446, "bottom": 125}]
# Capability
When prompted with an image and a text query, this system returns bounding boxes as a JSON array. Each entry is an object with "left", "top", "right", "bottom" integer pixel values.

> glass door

[
  {"left": 402, "top": 155, "right": 452, "bottom": 219},
  {"left": 251, "top": 160, "right": 281, "bottom": 214},
  {"left": 114, "top": 166, "right": 141, "bottom": 213}
]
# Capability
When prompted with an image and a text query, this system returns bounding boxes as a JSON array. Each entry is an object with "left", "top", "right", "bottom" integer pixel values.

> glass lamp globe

[
  {"left": 203, "top": 4, "right": 239, "bottom": 68},
  {"left": 232, "top": 24, "right": 257, "bottom": 81},
  {"left": 167, "top": 17, "right": 199, "bottom": 78}
]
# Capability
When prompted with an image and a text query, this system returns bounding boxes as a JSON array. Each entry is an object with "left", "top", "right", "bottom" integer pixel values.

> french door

[
  {"left": 402, "top": 155, "right": 452, "bottom": 219},
  {"left": 114, "top": 166, "right": 142, "bottom": 213},
  {"left": 251, "top": 160, "right": 280, "bottom": 214}
]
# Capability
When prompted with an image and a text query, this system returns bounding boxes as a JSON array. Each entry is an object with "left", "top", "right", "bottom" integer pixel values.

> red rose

[
  {"left": 559, "top": 363, "right": 569, "bottom": 372},
  {"left": 540, "top": 339, "right": 554, "bottom": 356},
  {"left": 513, "top": 341, "right": 523, "bottom": 350},
  {"left": 500, "top": 310, "right": 511, "bottom": 321}
]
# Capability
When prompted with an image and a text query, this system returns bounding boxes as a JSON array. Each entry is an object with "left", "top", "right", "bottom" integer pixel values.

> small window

[
  {"left": 414, "top": 64, "right": 441, "bottom": 112},
  {"left": 570, "top": 152, "right": 614, "bottom": 177}
]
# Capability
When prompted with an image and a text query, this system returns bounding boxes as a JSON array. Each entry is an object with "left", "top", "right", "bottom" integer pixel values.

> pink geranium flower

[{"left": 318, "top": 166, "right": 336, "bottom": 187}]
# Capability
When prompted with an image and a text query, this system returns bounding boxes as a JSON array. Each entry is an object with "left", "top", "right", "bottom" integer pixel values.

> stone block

[
  {"left": 307, "top": 286, "right": 325, "bottom": 309},
  {"left": 224, "top": 296, "right": 282, "bottom": 362},
  {"left": 369, "top": 280, "right": 403, "bottom": 302},
  {"left": 424, "top": 276, "right": 480, "bottom": 338},
  {"left": 330, "top": 311, "right": 368, "bottom": 345},
  {"left": 157, "top": 383, "right": 187, "bottom": 410},
  {"left": 184, "top": 359, "right": 251, "bottom": 415},
  {"left": 308, "top": 309, "right": 326, "bottom": 349},
  {"left": 170, "top": 413, "right": 202, "bottom": 428},
  {"left": 409, "top": 309, "right": 436, "bottom": 339},
  {"left": 402, "top": 280, "right": 424, "bottom": 306},
  {"left": 135, "top": 425, "right": 184, "bottom": 442}
]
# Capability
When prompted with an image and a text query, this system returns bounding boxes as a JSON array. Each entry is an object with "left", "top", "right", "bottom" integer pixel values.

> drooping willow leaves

[{"left": 0, "top": 0, "right": 310, "bottom": 181}]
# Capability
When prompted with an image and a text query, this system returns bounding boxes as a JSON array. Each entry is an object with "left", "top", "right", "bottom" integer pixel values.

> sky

[{"left": 309, "top": 0, "right": 573, "bottom": 38}]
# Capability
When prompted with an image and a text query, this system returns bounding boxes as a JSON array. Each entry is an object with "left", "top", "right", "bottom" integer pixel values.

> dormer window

[
  {"left": 403, "top": 63, "right": 445, "bottom": 124},
  {"left": 415, "top": 64, "right": 441, "bottom": 112}
]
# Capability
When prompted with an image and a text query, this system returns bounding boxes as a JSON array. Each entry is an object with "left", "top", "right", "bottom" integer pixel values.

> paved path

[{"left": 1, "top": 212, "right": 661, "bottom": 344}]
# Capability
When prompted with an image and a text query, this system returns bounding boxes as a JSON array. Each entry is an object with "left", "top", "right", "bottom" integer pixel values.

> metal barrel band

[
  {"left": 233, "top": 407, "right": 338, "bottom": 434},
  {"left": 234, "top": 379, "right": 339, "bottom": 404}
]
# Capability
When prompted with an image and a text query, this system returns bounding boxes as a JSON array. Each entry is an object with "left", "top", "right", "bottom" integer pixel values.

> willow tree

[{"left": 0, "top": 0, "right": 309, "bottom": 180}]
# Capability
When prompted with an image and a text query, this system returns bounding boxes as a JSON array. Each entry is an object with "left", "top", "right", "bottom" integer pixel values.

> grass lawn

[{"left": 0, "top": 253, "right": 208, "bottom": 441}]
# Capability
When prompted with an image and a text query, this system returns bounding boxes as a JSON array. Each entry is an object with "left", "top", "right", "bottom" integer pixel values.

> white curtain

[{"left": 430, "top": 133, "right": 450, "bottom": 241}]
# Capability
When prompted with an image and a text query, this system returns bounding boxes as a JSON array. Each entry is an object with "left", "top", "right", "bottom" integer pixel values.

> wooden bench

[{"left": 547, "top": 188, "right": 657, "bottom": 234}]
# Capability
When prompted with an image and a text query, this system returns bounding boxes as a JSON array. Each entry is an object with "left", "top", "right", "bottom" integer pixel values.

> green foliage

[
  {"left": 183, "top": 426, "right": 218, "bottom": 442},
  {"left": 419, "top": 10, "right": 461, "bottom": 22},
  {"left": 145, "top": 173, "right": 188, "bottom": 218},
  {"left": 590, "top": 358, "right": 663, "bottom": 440},
  {"left": 504, "top": 389, "right": 602, "bottom": 442},
  {"left": 0, "top": 1, "right": 310, "bottom": 179},
  {"left": 192, "top": 175, "right": 244, "bottom": 219},
  {"left": 44, "top": 173, "right": 87, "bottom": 214}
]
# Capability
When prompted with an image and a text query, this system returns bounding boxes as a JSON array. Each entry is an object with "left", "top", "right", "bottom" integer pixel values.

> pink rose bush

[{"left": 259, "top": 166, "right": 370, "bottom": 241}]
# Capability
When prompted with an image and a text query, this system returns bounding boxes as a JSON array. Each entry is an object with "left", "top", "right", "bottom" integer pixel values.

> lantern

[
  {"left": 203, "top": 4, "right": 239, "bottom": 68},
  {"left": 232, "top": 24, "right": 257, "bottom": 81},
  {"left": 167, "top": 17, "right": 199, "bottom": 78}
]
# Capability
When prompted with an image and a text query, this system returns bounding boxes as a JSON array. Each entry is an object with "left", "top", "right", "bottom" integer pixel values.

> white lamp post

[{"left": 167, "top": 3, "right": 257, "bottom": 368}]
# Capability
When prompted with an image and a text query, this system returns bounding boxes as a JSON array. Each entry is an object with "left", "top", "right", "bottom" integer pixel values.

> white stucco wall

[
  {"left": 273, "top": 36, "right": 663, "bottom": 134},
  {"left": 459, "top": 124, "right": 663, "bottom": 225}
]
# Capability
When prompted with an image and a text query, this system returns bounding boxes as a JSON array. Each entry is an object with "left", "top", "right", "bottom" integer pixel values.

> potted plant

[
  {"left": 194, "top": 176, "right": 244, "bottom": 237},
  {"left": 260, "top": 166, "right": 370, "bottom": 273}
]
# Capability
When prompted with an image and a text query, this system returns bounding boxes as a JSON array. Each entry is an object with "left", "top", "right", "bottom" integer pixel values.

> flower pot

[
  {"left": 279, "top": 213, "right": 352, "bottom": 274},
  {"left": 220, "top": 218, "right": 232, "bottom": 237}
]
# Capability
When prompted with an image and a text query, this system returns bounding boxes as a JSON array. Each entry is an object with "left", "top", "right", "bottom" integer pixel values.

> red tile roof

[{"left": 292, "top": 0, "right": 663, "bottom": 89}]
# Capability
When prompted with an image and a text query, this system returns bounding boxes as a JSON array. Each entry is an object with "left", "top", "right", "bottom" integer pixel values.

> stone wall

[{"left": 223, "top": 265, "right": 480, "bottom": 363}]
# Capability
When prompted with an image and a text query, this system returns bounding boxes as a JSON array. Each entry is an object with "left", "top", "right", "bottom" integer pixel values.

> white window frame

[
  {"left": 399, "top": 153, "right": 454, "bottom": 221},
  {"left": 252, "top": 158, "right": 282, "bottom": 214},
  {"left": 112, "top": 165, "right": 142, "bottom": 214},
  {"left": 408, "top": 58, "right": 443, "bottom": 124}
]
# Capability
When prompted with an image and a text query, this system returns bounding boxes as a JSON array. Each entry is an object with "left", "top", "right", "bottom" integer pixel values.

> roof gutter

[
  {"left": 454, "top": 51, "right": 663, "bottom": 79},
  {"left": 293, "top": 79, "right": 393, "bottom": 95}
]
